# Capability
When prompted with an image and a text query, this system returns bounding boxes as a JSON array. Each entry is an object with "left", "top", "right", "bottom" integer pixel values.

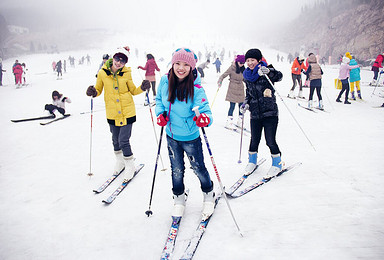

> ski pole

[
  {"left": 210, "top": 87, "right": 220, "bottom": 108},
  {"left": 88, "top": 98, "right": 94, "bottom": 177},
  {"left": 145, "top": 112, "right": 167, "bottom": 217},
  {"left": 145, "top": 90, "right": 166, "bottom": 171},
  {"left": 192, "top": 106, "right": 243, "bottom": 237},
  {"left": 264, "top": 74, "right": 316, "bottom": 152},
  {"left": 371, "top": 71, "right": 383, "bottom": 97},
  {"left": 238, "top": 114, "right": 244, "bottom": 164},
  {"left": 136, "top": 68, "right": 166, "bottom": 171}
]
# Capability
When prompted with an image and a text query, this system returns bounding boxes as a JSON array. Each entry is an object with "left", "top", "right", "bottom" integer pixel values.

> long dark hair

[
  {"left": 168, "top": 67, "right": 195, "bottom": 104},
  {"left": 235, "top": 62, "right": 245, "bottom": 74},
  {"left": 147, "top": 54, "right": 154, "bottom": 60}
]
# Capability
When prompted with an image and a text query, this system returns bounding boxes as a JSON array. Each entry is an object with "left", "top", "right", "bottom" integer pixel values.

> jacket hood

[{"left": 308, "top": 54, "right": 317, "bottom": 64}]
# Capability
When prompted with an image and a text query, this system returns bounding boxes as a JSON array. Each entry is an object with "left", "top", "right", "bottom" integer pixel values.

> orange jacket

[{"left": 291, "top": 57, "right": 307, "bottom": 75}]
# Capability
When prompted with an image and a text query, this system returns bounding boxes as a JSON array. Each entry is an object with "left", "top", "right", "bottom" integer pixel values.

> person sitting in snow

[{"left": 45, "top": 90, "right": 71, "bottom": 117}]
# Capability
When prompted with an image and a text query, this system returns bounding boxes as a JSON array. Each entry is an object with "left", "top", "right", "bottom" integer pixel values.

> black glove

[
  {"left": 141, "top": 80, "right": 151, "bottom": 91},
  {"left": 86, "top": 85, "right": 97, "bottom": 97}
]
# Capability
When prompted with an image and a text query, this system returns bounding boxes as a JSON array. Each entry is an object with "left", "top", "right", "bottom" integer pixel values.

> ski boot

[
  {"left": 244, "top": 152, "right": 257, "bottom": 175},
  {"left": 123, "top": 155, "right": 136, "bottom": 182},
  {"left": 357, "top": 90, "right": 362, "bottom": 99},
  {"left": 265, "top": 154, "right": 283, "bottom": 178},
  {"left": 202, "top": 190, "right": 215, "bottom": 220},
  {"left": 225, "top": 116, "right": 236, "bottom": 130},
  {"left": 114, "top": 150, "right": 125, "bottom": 174},
  {"left": 172, "top": 192, "right": 187, "bottom": 217},
  {"left": 351, "top": 91, "right": 356, "bottom": 100}
]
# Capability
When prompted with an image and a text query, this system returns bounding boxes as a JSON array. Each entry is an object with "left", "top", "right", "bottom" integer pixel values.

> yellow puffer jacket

[{"left": 95, "top": 59, "right": 144, "bottom": 126}]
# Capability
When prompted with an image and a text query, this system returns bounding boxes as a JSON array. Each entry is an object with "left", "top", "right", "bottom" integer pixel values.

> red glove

[
  {"left": 193, "top": 113, "right": 210, "bottom": 127},
  {"left": 157, "top": 114, "right": 169, "bottom": 126}
]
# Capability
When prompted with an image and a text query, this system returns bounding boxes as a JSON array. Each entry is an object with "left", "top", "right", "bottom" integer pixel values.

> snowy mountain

[{"left": 0, "top": 47, "right": 383, "bottom": 260}]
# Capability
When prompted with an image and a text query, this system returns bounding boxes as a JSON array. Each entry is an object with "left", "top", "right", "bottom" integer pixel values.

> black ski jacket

[{"left": 243, "top": 65, "right": 283, "bottom": 120}]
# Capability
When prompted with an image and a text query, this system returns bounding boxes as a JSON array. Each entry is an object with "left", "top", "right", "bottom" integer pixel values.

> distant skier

[
  {"left": 304, "top": 53, "right": 323, "bottom": 109},
  {"left": 212, "top": 57, "right": 222, "bottom": 73},
  {"left": 12, "top": 60, "right": 23, "bottom": 87},
  {"left": 0, "top": 58, "right": 6, "bottom": 86},
  {"left": 138, "top": 53, "right": 160, "bottom": 104},
  {"left": 336, "top": 57, "right": 360, "bottom": 104},
  {"left": 55, "top": 60, "right": 62, "bottom": 79},
  {"left": 21, "top": 63, "right": 28, "bottom": 85},
  {"left": 197, "top": 59, "right": 210, "bottom": 79},
  {"left": 288, "top": 55, "right": 307, "bottom": 98},
  {"left": 44, "top": 90, "right": 71, "bottom": 117},
  {"left": 345, "top": 52, "right": 362, "bottom": 100},
  {"left": 217, "top": 54, "right": 246, "bottom": 129},
  {"left": 370, "top": 52, "right": 384, "bottom": 86}
]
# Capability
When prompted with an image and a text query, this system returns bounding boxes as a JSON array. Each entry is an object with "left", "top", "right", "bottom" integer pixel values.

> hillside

[{"left": 272, "top": 0, "right": 384, "bottom": 63}]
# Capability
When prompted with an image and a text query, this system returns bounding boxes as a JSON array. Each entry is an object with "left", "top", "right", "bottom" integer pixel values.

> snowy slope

[{"left": 0, "top": 47, "right": 383, "bottom": 260}]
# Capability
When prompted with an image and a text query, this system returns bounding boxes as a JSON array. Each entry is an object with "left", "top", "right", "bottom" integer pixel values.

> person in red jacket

[
  {"left": 370, "top": 52, "right": 384, "bottom": 86},
  {"left": 288, "top": 55, "right": 307, "bottom": 98},
  {"left": 12, "top": 60, "right": 23, "bottom": 88},
  {"left": 138, "top": 54, "right": 160, "bottom": 105}
]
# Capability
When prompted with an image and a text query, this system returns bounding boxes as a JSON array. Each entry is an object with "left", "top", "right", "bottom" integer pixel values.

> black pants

[
  {"left": 249, "top": 116, "right": 280, "bottom": 155},
  {"left": 45, "top": 104, "right": 65, "bottom": 115},
  {"left": 198, "top": 67, "right": 204, "bottom": 78},
  {"left": 150, "top": 81, "right": 156, "bottom": 96},
  {"left": 337, "top": 81, "right": 349, "bottom": 102},
  {"left": 291, "top": 73, "right": 302, "bottom": 91},
  {"left": 309, "top": 83, "right": 322, "bottom": 101}
]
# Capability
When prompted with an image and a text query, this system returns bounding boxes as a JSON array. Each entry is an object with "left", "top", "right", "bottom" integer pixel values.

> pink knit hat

[{"left": 171, "top": 48, "right": 198, "bottom": 69}]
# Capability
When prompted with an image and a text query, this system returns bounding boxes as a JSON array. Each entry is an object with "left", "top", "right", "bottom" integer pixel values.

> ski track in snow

[{"left": 0, "top": 47, "right": 384, "bottom": 260}]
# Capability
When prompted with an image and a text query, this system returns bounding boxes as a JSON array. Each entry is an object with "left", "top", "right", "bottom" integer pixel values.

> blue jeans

[
  {"left": 228, "top": 102, "right": 243, "bottom": 117},
  {"left": 109, "top": 123, "right": 133, "bottom": 157},
  {"left": 166, "top": 135, "right": 213, "bottom": 196}
]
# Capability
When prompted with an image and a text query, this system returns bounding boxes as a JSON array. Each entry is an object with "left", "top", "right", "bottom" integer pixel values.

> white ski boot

[
  {"left": 123, "top": 155, "right": 136, "bottom": 182},
  {"left": 244, "top": 151, "right": 257, "bottom": 175},
  {"left": 225, "top": 116, "right": 236, "bottom": 130},
  {"left": 308, "top": 100, "right": 313, "bottom": 108},
  {"left": 172, "top": 192, "right": 187, "bottom": 217},
  {"left": 202, "top": 190, "right": 215, "bottom": 220},
  {"left": 265, "top": 154, "right": 283, "bottom": 178},
  {"left": 298, "top": 90, "right": 304, "bottom": 99},
  {"left": 288, "top": 90, "right": 295, "bottom": 98},
  {"left": 319, "top": 100, "right": 324, "bottom": 109},
  {"left": 114, "top": 150, "right": 125, "bottom": 175},
  {"left": 236, "top": 115, "right": 244, "bottom": 128}
]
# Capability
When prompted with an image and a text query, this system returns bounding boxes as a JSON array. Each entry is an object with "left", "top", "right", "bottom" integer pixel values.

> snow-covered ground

[{"left": 0, "top": 47, "right": 383, "bottom": 260}]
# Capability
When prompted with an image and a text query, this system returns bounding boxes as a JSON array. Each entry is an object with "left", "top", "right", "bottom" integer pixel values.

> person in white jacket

[{"left": 44, "top": 90, "right": 71, "bottom": 117}]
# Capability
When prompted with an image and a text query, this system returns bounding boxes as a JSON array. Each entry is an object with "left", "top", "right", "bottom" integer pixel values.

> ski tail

[
  {"left": 179, "top": 192, "right": 222, "bottom": 260},
  {"left": 225, "top": 158, "right": 266, "bottom": 196},
  {"left": 102, "top": 164, "right": 144, "bottom": 204},
  {"left": 160, "top": 189, "right": 190, "bottom": 260},
  {"left": 11, "top": 115, "right": 55, "bottom": 123},
  {"left": 229, "top": 162, "right": 302, "bottom": 198},
  {"left": 93, "top": 168, "right": 125, "bottom": 193},
  {"left": 40, "top": 114, "right": 71, "bottom": 125}
]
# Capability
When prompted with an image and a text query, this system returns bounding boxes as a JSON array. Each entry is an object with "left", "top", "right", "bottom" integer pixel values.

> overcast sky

[{"left": 1, "top": 0, "right": 314, "bottom": 36}]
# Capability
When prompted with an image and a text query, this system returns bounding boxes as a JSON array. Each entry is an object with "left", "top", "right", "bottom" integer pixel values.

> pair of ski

[
  {"left": 11, "top": 114, "right": 71, "bottom": 125},
  {"left": 161, "top": 191, "right": 222, "bottom": 260},
  {"left": 298, "top": 103, "right": 327, "bottom": 113},
  {"left": 226, "top": 161, "right": 302, "bottom": 198},
  {"left": 93, "top": 164, "right": 144, "bottom": 204},
  {"left": 225, "top": 125, "right": 251, "bottom": 136}
]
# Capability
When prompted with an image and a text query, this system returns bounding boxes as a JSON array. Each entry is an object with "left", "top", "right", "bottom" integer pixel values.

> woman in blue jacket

[
  {"left": 346, "top": 52, "right": 362, "bottom": 100},
  {"left": 155, "top": 48, "right": 215, "bottom": 219}
]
